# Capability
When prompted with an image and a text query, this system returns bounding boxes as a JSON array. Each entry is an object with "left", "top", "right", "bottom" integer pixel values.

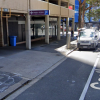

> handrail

[{"left": 1, "top": 8, "right": 11, "bottom": 18}]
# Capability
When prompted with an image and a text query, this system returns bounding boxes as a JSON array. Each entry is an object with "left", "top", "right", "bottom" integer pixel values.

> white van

[{"left": 77, "top": 29, "right": 99, "bottom": 49}]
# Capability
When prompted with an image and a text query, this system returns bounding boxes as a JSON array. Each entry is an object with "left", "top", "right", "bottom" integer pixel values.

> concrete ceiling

[
  {"left": 49, "top": 0, "right": 67, "bottom": 6},
  {"left": 49, "top": 0, "right": 58, "bottom": 4}
]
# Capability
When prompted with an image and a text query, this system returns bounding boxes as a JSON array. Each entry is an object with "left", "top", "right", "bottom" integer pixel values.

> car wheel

[
  {"left": 78, "top": 48, "right": 81, "bottom": 51},
  {"left": 94, "top": 43, "right": 96, "bottom": 50},
  {"left": 94, "top": 47, "right": 96, "bottom": 50},
  {"left": 96, "top": 43, "right": 98, "bottom": 47}
]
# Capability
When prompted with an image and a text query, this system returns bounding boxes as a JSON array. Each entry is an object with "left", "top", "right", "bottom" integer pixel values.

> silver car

[{"left": 77, "top": 29, "right": 99, "bottom": 49}]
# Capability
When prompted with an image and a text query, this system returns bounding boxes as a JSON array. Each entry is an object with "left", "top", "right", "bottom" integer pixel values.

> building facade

[
  {"left": 0, "top": 0, "right": 75, "bottom": 49},
  {"left": 74, "top": 0, "right": 100, "bottom": 30}
]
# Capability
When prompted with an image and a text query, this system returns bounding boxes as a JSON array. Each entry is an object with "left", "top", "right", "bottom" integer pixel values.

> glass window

[{"left": 80, "top": 31, "right": 95, "bottom": 38}]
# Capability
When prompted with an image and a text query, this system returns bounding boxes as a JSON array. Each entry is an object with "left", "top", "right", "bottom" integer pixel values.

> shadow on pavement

[
  {"left": 0, "top": 37, "right": 58, "bottom": 57},
  {"left": 32, "top": 36, "right": 77, "bottom": 53}
]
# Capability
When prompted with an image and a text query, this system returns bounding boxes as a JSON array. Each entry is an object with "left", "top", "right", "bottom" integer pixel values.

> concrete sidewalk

[{"left": 0, "top": 37, "right": 77, "bottom": 99}]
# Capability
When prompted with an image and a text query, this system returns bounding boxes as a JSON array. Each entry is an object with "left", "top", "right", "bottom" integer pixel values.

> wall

[
  {"left": 49, "top": 3, "right": 60, "bottom": 16},
  {"left": 30, "top": 0, "right": 48, "bottom": 10},
  {"left": 61, "top": 7, "right": 68, "bottom": 17},
  {"left": 69, "top": 9, "right": 74, "bottom": 18},
  {"left": 69, "top": 0, "right": 75, "bottom": 5},
  {"left": 0, "top": 0, "right": 27, "bottom": 13}
]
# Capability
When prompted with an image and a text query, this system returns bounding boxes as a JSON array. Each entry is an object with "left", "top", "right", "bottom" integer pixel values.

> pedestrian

[
  {"left": 71, "top": 28, "right": 74, "bottom": 40},
  {"left": 77, "top": 27, "right": 80, "bottom": 37}
]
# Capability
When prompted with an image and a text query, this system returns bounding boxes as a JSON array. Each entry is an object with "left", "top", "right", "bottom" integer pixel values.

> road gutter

[{"left": 5, "top": 47, "right": 77, "bottom": 100}]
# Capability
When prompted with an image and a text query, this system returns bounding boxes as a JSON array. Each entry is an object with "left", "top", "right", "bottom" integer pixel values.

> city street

[
  {"left": 5, "top": 42, "right": 100, "bottom": 100},
  {"left": 1, "top": 0, "right": 100, "bottom": 100}
]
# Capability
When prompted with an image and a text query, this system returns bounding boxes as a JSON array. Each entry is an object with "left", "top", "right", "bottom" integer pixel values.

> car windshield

[{"left": 79, "top": 31, "right": 95, "bottom": 38}]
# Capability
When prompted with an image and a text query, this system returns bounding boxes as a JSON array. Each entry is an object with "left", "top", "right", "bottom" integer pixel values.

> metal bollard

[{"left": 66, "top": 34, "right": 71, "bottom": 49}]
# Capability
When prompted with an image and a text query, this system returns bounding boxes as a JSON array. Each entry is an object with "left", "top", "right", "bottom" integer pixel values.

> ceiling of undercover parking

[
  {"left": 32, "top": 16, "right": 45, "bottom": 21},
  {"left": 41, "top": 0, "right": 68, "bottom": 6},
  {"left": 31, "top": 16, "right": 57, "bottom": 23},
  {"left": 49, "top": 0, "right": 58, "bottom": 5},
  {"left": 61, "top": 1, "right": 67, "bottom": 6},
  {"left": 49, "top": 0, "right": 68, "bottom": 7}
]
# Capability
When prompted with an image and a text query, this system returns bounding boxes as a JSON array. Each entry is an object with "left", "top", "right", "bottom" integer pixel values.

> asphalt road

[{"left": 10, "top": 42, "right": 100, "bottom": 100}]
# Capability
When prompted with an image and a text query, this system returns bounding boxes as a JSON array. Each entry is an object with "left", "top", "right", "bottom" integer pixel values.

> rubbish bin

[{"left": 9, "top": 36, "right": 17, "bottom": 46}]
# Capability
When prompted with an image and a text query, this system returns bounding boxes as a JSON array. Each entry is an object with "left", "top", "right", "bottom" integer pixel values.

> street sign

[
  {"left": 3, "top": 8, "right": 9, "bottom": 12},
  {"left": 29, "top": 10, "right": 50, "bottom": 15}
]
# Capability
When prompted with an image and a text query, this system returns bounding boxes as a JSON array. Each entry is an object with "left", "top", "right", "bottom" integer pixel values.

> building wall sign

[
  {"left": 3, "top": 8, "right": 9, "bottom": 12},
  {"left": 29, "top": 10, "right": 50, "bottom": 15}
]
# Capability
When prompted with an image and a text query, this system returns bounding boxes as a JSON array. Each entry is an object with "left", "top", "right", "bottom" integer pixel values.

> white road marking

[
  {"left": 79, "top": 54, "right": 100, "bottom": 100},
  {"left": 0, "top": 57, "right": 5, "bottom": 59},
  {"left": 90, "top": 78, "right": 100, "bottom": 90},
  {"left": 90, "top": 82, "right": 100, "bottom": 90}
]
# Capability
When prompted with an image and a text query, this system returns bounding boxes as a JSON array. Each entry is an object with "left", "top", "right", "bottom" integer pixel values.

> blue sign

[
  {"left": 75, "top": 0, "right": 89, "bottom": 23},
  {"left": 45, "top": 10, "right": 50, "bottom": 15},
  {"left": 29, "top": 10, "right": 50, "bottom": 15},
  {"left": 3, "top": 8, "right": 9, "bottom": 12}
]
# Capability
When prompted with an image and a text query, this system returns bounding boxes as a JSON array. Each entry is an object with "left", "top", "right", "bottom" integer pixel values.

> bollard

[{"left": 67, "top": 34, "right": 71, "bottom": 49}]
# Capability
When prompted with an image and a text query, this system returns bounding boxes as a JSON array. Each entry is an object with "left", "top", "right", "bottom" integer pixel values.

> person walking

[{"left": 71, "top": 28, "right": 74, "bottom": 40}]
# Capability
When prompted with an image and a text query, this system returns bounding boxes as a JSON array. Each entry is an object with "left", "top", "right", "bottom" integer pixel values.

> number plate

[{"left": 83, "top": 46, "right": 87, "bottom": 48}]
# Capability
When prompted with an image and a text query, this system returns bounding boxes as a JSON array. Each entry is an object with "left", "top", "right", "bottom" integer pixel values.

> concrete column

[
  {"left": 57, "top": 17, "right": 61, "bottom": 40},
  {"left": 25, "top": 14, "right": 31, "bottom": 50},
  {"left": 62, "top": 21, "right": 65, "bottom": 36},
  {"left": 51, "top": 23, "right": 53, "bottom": 37},
  {"left": 35, "top": 27, "right": 38, "bottom": 38},
  {"left": 45, "top": 0, "right": 49, "bottom": 2},
  {"left": 0, "top": 17, "right": 4, "bottom": 47},
  {"left": 73, "top": 5, "right": 75, "bottom": 10},
  {"left": 72, "top": 18, "right": 75, "bottom": 32},
  {"left": 58, "top": 0, "right": 61, "bottom": 5},
  {"left": 45, "top": 15, "right": 49, "bottom": 44},
  {"left": 66, "top": 17, "right": 69, "bottom": 37},
  {"left": 55, "top": 25, "right": 56, "bottom": 36},
  {"left": 66, "top": 2, "right": 69, "bottom": 8},
  {"left": 66, "top": 17, "right": 70, "bottom": 46}
]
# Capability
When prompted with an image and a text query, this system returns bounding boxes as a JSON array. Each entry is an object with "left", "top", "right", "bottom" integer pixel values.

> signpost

[{"left": 29, "top": 10, "right": 50, "bottom": 15}]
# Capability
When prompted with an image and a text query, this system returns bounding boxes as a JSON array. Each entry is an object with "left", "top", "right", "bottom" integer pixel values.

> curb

[
  {"left": 4, "top": 46, "right": 77, "bottom": 100},
  {"left": 3, "top": 40, "right": 77, "bottom": 100},
  {"left": 0, "top": 79, "right": 30, "bottom": 100}
]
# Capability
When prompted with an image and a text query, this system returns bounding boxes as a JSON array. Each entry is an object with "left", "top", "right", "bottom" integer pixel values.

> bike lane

[
  {"left": 13, "top": 51, "right": 97, "bottom": 100},
  {"left": 84, "top": 55, "right": 100, "bottom": 100}
]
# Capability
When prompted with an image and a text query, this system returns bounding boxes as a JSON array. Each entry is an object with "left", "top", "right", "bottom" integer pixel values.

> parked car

[
  {"left": 60, "top": 26, "right": 66, "bottom": 31},
  {"left": 60, "top": 25, "right": 71, "bottom": 31},
  {"left": 77, "top": 29, "right": 99, "bottom": 49}
]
